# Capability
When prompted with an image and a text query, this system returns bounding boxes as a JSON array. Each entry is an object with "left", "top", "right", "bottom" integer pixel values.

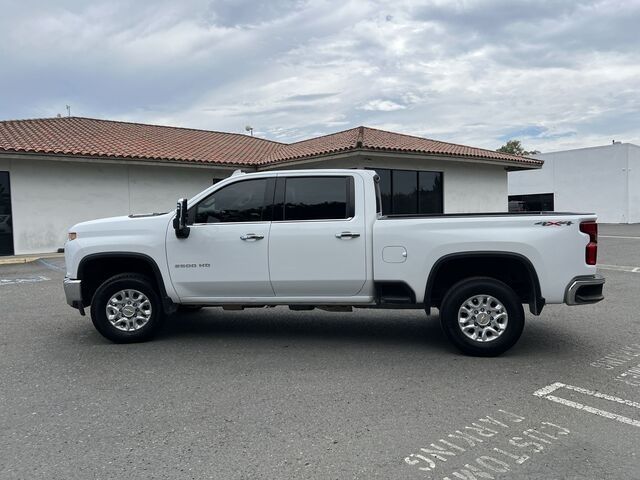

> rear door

[{"left": 268, "top": 174, "right": 367, "bottom": 297}]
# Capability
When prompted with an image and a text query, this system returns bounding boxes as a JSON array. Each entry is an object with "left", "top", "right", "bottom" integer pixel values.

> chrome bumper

[
  {"left": 63, "top": 277, "right": 84, "bottom": 311},
  {"left": 565, "top": 275, "right": 605, "bottom": 305}
]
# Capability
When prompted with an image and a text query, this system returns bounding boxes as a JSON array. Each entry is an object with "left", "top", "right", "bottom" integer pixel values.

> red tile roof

[
  {"left": 0, "top": 117, "right": 282, "bottom": 166},
  {"left": 266, "top": 126, "right": 541, "bottom": 166},
  {"left": 0, "top": 117, "right": 541, "bottom": 167}
]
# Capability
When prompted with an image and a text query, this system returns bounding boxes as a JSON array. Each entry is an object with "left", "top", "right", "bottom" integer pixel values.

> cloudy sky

[{"left": 1, "top": 0, "right": 639, "bottom": 152}]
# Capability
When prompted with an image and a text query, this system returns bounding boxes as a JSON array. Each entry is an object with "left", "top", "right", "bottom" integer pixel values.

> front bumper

[
  {"left": 565, "top": 274, "right": 605, "bottom": 305},
  {"left": 63, "top": 277, "right": 84, "bottom": 312}
]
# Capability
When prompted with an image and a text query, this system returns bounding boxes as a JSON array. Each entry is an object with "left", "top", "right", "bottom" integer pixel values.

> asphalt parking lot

[{"left": 1, "top": 225, "right": 639, "bottom": 479}]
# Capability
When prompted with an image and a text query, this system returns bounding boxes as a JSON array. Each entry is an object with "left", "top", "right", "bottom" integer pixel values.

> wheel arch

[
  {"left": 77, "top": 252, "right": 174, "bottom": 313},
  {"left": 424, "top": 251, "right": 544, "bottom": 315}
]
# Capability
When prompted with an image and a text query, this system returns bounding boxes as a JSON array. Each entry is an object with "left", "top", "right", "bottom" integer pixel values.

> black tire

[
  {"left": 439, "top": 277, "right": 524, "bottom": 357},
  {"left": 90, "top": 273, "right": 164, "bottom": 343}
]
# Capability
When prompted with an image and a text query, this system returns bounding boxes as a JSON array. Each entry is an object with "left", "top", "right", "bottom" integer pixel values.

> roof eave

[
  {"left": 0, "top": 149, "right": 258, "bottom": 170},
  {"left": 258, "top": 147, "right": 543, "bottom": 169}
]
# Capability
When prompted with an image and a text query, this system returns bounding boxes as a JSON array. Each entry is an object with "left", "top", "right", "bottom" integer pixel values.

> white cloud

[
  {"left": 1, "top": 0, "right": 639, "bottom": 152},
  {"left": 360, "top": 100, "right": 407, "bottom": 111}
]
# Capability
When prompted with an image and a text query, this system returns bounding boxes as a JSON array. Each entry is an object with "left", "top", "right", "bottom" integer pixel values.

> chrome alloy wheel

[
  {"left": 457, "top": 294, "right": 509, "bottom": 343},
  {"left": 106, "top": 289, "right": 152, "bottom": 332}
]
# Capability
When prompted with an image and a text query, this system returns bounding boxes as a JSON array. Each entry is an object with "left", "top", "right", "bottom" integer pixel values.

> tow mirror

[{"left": 173, "top": 198, "right": 190, "bottom": 238}]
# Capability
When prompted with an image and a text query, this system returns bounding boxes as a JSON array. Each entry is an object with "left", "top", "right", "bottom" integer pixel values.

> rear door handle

[
  {"left": 335, "top": 232, "right": 360, "bottom": 239},
  {"left": 240, "top": 233, "right": 264, "bottom": 241}
]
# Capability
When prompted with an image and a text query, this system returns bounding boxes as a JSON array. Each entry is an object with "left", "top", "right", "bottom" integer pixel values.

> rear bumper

[
  {"left": 565, "top": 274, "right": 605, "bottom": 305},
  {"left": 63, "top": 277, "right": 83, "bottom": 310}
]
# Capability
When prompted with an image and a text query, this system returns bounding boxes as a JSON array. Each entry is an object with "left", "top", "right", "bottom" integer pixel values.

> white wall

[
  {"left": 509, "top": 143, "right": 639, "bottom": 223},
  {"left": 1, "top": 152, "right": 516, "bottom": 255},
  {"left": 272, "top": 154, "right": 509, "bottom": 213},
  {"left": 3, "top": 157, "right": 232, "bottom": 254},
  {"left": 628, "top": 145, "right": 640, "bottom": 223}
]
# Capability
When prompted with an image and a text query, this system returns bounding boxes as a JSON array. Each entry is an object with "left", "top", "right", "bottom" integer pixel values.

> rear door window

[{"left": 283, "top": 177, "right": 352, "bottom": 221}]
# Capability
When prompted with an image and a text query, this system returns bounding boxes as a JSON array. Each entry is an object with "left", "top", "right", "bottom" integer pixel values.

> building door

[{"left": 0, "top": 172, "right": 13, "bottom": 256}]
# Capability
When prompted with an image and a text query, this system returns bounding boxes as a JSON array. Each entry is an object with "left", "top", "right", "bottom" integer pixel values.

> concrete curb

[{"left": 0, "top": 253, "right": 64, "bottom": 266}]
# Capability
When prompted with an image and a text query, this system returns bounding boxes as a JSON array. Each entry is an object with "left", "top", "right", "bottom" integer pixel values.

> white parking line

[
  {"left": 37, "top": 258, "right": 66, "bottom": 272},
  {"left": 0, "top": 275, "right": 50, "bottom": 286},
  {"left": 600, "top": 235, "right": 640, "bottom": 240},
  {"left": 598, "top": 264, "right": 640, "bottom": 273},
  {"left": 533, "top": 382, "right": 640, "bottom": 428}
]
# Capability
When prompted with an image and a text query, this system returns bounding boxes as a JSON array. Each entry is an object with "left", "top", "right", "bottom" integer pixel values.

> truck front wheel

[
  {"left": 439, "top": 277, "right": 524, "bottom": 356},
  {"left": 90, "top": 273, "right": 165, "bottom": 343}
]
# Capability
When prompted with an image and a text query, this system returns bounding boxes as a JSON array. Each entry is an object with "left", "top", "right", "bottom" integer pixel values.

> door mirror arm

[{"left": 173, "top": 198, "right": 191, "bottom": 239}]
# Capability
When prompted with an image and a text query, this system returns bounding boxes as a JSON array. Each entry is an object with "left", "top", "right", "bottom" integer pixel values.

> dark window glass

[
  {"left": 392, "top": 170, "right": 418, "bottom": 214},
  {"left": 366, "top": 168, "right": 443, "bottom": 215},
  {"left": 193, "top": 179, "right": 269, "bottom": 223},
  {"left": 0, "top": 171, "right": 13, "bottom": 256},
  {"left": 508, "top": 193, "right": 554, "bottom": 212},
  {"left": 376, "top": 169, "right": 392, "bottom": 215},
  {"left": 284, "top": 177, "right": 348, "bottom": 220},
  {"left": 418, "top": 171, "right": 443, "bottom": 214}
]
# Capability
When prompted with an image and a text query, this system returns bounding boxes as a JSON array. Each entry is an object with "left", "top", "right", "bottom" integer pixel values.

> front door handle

[
  {"left": 335, "top": 232, "right": 360, "bottom": 239},
  {"left": 240, "top": 233, "right": 264, "bottom": 241}
]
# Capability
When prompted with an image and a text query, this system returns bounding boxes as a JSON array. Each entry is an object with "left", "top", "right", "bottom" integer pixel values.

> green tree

[{"left": 497, "top": 139, "right": 540, "bottom": 156}]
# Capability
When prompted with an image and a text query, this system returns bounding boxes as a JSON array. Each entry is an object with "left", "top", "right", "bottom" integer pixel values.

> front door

[
  {"left": 166, "top": 177, "right": 274, "bottom": 301},
  {"left": 0, "top": 172, "right": 14, "bottom": 256},
  {"left": 268, "top": 175, "right": 367, "bottom": 297}
]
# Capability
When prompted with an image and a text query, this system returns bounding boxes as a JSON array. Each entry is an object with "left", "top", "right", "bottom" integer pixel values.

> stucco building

[
  {"left": 509, "top": 142, "right": 640, "bottom": 223},
  {"left": 0, "top": 117, "right": 540, "bottom": 255}
]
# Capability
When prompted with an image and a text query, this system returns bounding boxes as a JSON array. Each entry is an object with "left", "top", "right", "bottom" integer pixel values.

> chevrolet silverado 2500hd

[{"left": 63, "top": 169, "right": 604, "bottom": 356}]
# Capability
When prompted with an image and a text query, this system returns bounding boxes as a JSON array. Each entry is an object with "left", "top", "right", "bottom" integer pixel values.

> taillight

[{"left": 580, "top": 221, "right": 598, "bottom": 265}]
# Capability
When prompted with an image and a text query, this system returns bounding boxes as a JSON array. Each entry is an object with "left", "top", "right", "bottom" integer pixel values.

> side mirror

[{"left": 173, "top": 198, "right": 190, "bottom": 238}]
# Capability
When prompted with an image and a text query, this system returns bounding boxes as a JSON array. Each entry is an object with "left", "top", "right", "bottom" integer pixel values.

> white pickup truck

[{"left": 64, "top": 169, "right": 604, "bottom": 356}]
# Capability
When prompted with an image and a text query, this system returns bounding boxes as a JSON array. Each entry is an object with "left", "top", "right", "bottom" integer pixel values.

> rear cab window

[{"left": 274, "top": 176, "right": 355, "bottom": 221}]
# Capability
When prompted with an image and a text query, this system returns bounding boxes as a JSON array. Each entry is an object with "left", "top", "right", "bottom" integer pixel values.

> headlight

[{"left": 68, "top": 232, "right": 77, "bottom": 241}]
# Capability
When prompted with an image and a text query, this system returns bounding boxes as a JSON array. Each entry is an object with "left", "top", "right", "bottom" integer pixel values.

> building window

[
  {"left": 374, "top": 169, "right": 443, "bottom": 215},
  {"left": 418, "top": 171, "right": 443, "bottom": 214},
  {"left": 392, "top": 170, "right": 418, "bottom": 214},
  {"left": 376, "top": 169, "right": 392, "bottom": 214},
  {"left": 508, "top": 193, "right": 554, "bottom": 212}
]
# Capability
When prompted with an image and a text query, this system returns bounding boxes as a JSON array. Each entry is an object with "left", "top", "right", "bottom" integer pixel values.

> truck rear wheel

[
  {"left": 90, "top": 273, "right": 164, "bottom": 343},
  {"left": 439, "top": 277, "right": 524, "bottom": 356}
]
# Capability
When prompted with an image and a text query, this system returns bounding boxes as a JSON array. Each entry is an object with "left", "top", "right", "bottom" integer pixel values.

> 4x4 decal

[{"left": 535, "top": 220, "right": 574, "bottom": 226}]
